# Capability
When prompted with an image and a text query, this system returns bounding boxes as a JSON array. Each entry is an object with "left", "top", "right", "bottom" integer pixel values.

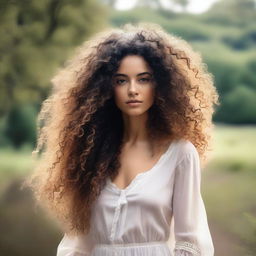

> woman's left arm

[{"left": 172, "top": 142, "right": 214, "bottom": 256}]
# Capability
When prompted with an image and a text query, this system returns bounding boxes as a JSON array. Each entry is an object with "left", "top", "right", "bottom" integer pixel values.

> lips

[{"left": 126, "top": 100, "right": 142, "bottom": 104}]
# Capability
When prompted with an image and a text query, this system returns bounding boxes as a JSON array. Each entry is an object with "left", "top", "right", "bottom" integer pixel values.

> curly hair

[{"left": 24, "top": 23, "right": 219, "bottom": 236}]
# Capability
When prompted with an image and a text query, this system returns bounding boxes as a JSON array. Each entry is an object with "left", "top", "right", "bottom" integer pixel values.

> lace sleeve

[
  {"left": 172, "top": 141, "right": 214, "bottom": 256},
  {"left": 174, "top": 241, "right": 201, "bottom": 255}
]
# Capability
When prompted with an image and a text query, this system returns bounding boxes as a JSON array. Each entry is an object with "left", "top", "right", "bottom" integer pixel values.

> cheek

[
  {"left": 114, "top": 88, "right": 124, "bottom": 105},
  {"left": 145, "top": 88, "right": 155, "bottom": 104}
]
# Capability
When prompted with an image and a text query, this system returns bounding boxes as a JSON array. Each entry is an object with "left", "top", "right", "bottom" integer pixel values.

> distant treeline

[{"left": 0, "top": 0, "right": 256, "bottom": 148}]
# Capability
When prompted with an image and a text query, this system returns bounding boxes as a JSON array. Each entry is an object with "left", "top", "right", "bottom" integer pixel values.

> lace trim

[{"left": 174, "top": 241, "right": 201, "bottom": 256}]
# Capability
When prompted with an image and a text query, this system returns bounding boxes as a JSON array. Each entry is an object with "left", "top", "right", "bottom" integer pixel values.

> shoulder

[{"left": 175, "top": 139, "right": 199, "bottom": 165}]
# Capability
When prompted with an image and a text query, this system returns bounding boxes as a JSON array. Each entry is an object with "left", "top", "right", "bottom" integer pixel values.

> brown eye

[
  {"left": 139, "top": 77, "right": 151, "bottom": 83},
  {"left": 115, "top": 79, "right": 127, "bottom": 85}
]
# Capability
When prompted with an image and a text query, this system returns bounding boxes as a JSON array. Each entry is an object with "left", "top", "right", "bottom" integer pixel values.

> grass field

[
  {"left": 0, "top": 144, "right": 36, "bottom": 192},
  {"left": 202, "top": 124, "right": 256, "bottom": 256},
  {"left": 0, "top": 124, "right": 255, "bottom": 256},
  {"left": 208, "top": 124, "right": 256, "bottom": 172}
]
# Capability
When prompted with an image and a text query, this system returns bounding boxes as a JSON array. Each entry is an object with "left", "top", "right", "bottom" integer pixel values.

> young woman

[{"left": 26, "top": 23, "right": 219, "bottom": 256}]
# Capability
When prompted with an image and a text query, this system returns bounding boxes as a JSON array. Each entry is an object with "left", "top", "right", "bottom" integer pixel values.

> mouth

[
  {"left": 126, "top": 100, "right": 143, "bottom": 107},
  {"left": 126, "top": 100, "right": 143, "bottom": 104}
]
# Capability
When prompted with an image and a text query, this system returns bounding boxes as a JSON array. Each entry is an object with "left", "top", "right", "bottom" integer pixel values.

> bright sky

[{"left": 115, "top": 0, "right": 220, "bottom": 14}]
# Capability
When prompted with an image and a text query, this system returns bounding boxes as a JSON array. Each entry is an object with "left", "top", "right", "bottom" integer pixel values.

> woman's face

[{"left": 113, "top": 55, "right": 156, "bottom": 117}]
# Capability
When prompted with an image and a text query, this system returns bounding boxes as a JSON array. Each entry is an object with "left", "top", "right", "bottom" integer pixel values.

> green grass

[
  {"left": 201, "top": 124, "right": 256, "bottom": 253},
  {"left": 207, "top": 124, "right": 256, "bottom": 172},
  {"left": 0, "top": 144, "right": 36, "bottom": 189}
]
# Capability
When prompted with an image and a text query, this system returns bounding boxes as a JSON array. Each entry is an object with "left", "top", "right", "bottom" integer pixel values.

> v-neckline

[{"left": 106, "top": 140, "right": 176, "bottom": 192}]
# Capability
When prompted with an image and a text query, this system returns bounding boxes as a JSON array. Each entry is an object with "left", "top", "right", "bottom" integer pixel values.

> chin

[{"left": 122, "top": 109, "right": 149, "bottom": 117}]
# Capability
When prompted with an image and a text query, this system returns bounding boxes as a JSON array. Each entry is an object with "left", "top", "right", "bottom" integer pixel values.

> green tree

[
  {"left": 172, "top": 0, "right": 189, "bottom": 12},
  {"left": 0, "top": 0, "right": 108, "bottom": 147},
  {"left": 0, "top": 0, "right": 107, "bottom": 116},
  {"left": 133, "top": 0, "right": 189, "bottom": 11},
  {"left": 5, "top": 104, "right": 37, "bottom": 148},
  {"left": 101, "top": 0, "right": 118, "bottom": 8},
  {"left": 134, "top": 0, "right": 165, "bottom": 10},
  {"left": 216, "top": 85, "right": 256, "bottom": 124},
  {"left": 240, "top": 60, "right": 256, "bottom": 91},
  {"left": 207, "top": 0, "right": 256, "bottom": 25}
]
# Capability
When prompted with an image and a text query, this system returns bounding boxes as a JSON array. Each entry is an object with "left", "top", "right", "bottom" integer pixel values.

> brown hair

[{"left": 24, "top": 23, "right": 219, "bottom": 235}]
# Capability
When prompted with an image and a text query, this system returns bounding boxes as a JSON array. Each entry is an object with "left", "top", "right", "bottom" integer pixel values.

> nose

[{"left": 128, "top": 80, "right": 139, "bottom": 96}]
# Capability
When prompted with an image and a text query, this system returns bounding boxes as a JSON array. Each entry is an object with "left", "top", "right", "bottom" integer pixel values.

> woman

[{"left": 25, "top": 23, "right": 219, "bottom": 255}]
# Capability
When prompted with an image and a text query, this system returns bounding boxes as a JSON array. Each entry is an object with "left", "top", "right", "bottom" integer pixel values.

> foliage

[
  {"left": 5, "top": 104, "right": 37, "bottom": 148},
  {"left": 0, "top": 0, "right": 107, "bottom": 147},
  {"left": 206, "top": 0, "right": 256, "bottom": 26},
  {"left": 216, "top": 86, "right": 256, "bottom": 124},
  {"left": 0, "top": 0, "right": 107, "bottom": 114}
]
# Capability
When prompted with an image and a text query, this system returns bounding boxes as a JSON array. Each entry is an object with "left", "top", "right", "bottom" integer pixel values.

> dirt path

[{"left": 209, "top": 219, "right": 246, "bottom": 256}]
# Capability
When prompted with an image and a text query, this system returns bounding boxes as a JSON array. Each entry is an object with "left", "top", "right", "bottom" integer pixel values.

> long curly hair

[{"left": 24, "top": 23, "right": 219, "bottom": 235}]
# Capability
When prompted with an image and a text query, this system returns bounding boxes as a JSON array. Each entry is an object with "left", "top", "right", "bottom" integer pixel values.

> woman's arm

[
  {"left": 56, "top": 232, "right": 93, "bottom": 256},
  {"left": 172, "top": 142, "right": 214, "bottom": 256}
]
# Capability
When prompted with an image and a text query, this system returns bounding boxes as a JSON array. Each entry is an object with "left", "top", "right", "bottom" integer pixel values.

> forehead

[{"left": 116, "top": 55, "right": 152, "bottom": 74}]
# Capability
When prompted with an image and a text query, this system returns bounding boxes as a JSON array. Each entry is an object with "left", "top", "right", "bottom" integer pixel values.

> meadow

[
  {"left": 0, "top": 124, "right": 255, "bottom": 256},
  {"left": 202, "top": 124, "right": 256, "bottom": 256}
]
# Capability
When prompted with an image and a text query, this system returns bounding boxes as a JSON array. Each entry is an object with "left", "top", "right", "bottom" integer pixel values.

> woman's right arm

[{"left": 56, "top": 233, "right": 93, "bottom": 256}]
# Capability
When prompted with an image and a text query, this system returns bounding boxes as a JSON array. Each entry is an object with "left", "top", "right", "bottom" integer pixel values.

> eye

[
  {"left": 114, "top": 79, "right": 127, "bottom": 85},
  {"left": 139, "top": 77, "right": 151, "bottom": 83}
]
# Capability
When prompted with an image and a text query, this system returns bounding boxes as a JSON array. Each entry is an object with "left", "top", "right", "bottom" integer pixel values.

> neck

[{"left": 122, "top": 112, "right": 150, "bottom": 145}]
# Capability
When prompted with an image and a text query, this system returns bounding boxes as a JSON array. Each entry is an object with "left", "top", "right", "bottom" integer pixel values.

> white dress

[{"left": 56, "top": 139, "right": 214, "bottom": 256}]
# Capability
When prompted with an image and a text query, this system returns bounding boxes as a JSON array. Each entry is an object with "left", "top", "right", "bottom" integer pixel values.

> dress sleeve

[
  {"left": 172, "top": 142, "right": 214, "bottom": 256},
  {"left": 56, "top": 232, "right": 93, "bottom": 256}
]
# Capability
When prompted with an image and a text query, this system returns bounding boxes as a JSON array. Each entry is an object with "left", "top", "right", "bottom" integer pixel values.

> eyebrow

[{"left": 113, "top": 72, "right": 153, "bottom": 77}]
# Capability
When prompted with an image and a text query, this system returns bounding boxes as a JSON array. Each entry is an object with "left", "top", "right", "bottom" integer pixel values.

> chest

[{"left": 111, "top": 145, "right": 167, "bottom": 190}]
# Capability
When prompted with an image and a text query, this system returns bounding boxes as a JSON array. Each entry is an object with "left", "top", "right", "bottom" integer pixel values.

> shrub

[{"left": 5, "top": 104, "right": 37, "bottom": 148}]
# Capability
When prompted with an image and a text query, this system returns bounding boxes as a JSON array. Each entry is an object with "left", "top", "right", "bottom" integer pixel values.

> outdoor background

[{"left": 0, "top": 0, "right": 255, "bottom": 255}]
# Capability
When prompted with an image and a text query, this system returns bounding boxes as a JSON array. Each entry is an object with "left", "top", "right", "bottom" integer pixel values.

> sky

[{"left": 115, "top": 0, "right": 220, "bottom": 14}]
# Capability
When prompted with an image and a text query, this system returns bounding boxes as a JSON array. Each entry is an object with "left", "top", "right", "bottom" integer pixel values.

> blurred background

[{"left": 0, "top": 0, "right": 255, "bottom": 255}]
